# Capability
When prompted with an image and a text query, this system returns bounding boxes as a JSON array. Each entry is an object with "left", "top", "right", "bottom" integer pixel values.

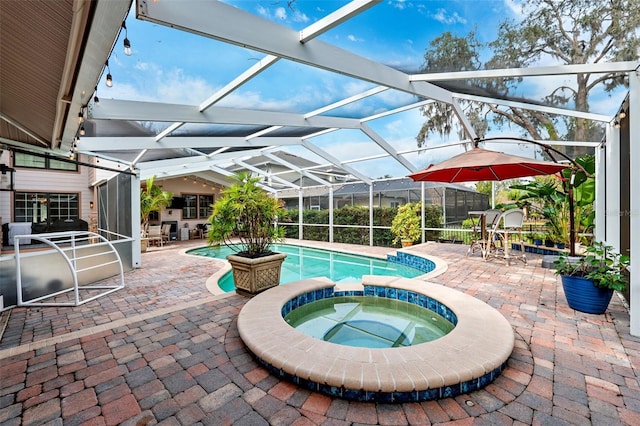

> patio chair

[
  {"left": 147, "top": 225, "right": 163, "bottom": 247},
  {"left": 485, "top": 208, "right": 527, "bottom": 265},
  {"left": 163, "top": 224, "right": 172, "bottom": 243}
]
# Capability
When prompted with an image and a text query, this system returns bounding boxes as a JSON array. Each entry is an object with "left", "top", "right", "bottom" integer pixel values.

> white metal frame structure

[{"left": 14, "top": 231, "right": 125, "bottom": 307}]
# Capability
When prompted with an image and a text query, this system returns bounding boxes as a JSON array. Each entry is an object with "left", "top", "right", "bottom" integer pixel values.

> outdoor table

[{"left": 467, "top": 210, "right": 489, "bottom": 258}]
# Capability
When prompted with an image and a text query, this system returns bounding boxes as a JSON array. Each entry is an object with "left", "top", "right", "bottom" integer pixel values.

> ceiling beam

[
  {"left": 262, "top": 152, "right": 332, "bottom": 187},
  {"left": 300, "top": 0, "right": 381, "bottom": 42},
  {"left": 91, "top": 99, "right": 363, "bottom": 129},
  {"left": 136, "top": 0, "right": 454, "bottom": 104},
  {"left": 359, "top": 123, "right": 418, "bottom": 173},
  {"left": 410, "top": 61, "right": 640, "bottom": 81},
  {"left": 233, "top": 159, "right": 299, "bottom": 189},
  {"left": 453, "top": 93, "right": 611, "bottom": 122},
  {"left": 78, "top": 136, "right": 301, "bottom": 151},
  {"left": 301, "top": 140, "right": 371, "bottom": 184}
]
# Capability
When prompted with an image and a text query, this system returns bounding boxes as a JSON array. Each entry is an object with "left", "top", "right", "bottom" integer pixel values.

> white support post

[
  {"left": 594, "top": 132, "right": 607, "bottom": 243},
  {"left": 491, "top": 182, "right": 496, "bottom": 209},
  {"left": 298, "top": 190, "right": 303, "bottom": 240},
  {"left": 629, "top": 71, "right": 640, "bottom": 336},
  {"left": 421, "top": 182, "right": 426, "bottom": 243},
  {"left": 132, "top": 174, "right": 142, "bottom": 268},
  {"left": 369, "top": 184, "right": 374, "bottom": 246},
  {"left": 605, "top": 123, "right": 621, "bottom": 251},
  {"left": 329, "top": 186, "right": 334, "bottom": 243},
  {"left": 442, "top": 188, "right": 447, "bottom": 226}
]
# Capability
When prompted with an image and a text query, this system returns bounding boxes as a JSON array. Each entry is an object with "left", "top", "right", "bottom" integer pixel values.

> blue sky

[{"left": 101, "top": 1, "right": 623, "bottom": 179}]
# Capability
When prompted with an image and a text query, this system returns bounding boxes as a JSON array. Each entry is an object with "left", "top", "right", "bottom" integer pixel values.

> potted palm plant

[
  {"left": 140, "top": 175, "right": 173, "bottom": 252},
  {"left": 207, "top": 171, "right": 286, "bottom": 296},
  {"left": 554, "top": 241, "right": 629, "bottom": 314},
  {"left": 391, "top": 203, "right": 422, "bottom": 247}
]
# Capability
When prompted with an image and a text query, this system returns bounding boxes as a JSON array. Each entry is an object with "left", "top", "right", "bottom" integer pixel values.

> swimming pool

[{"left": 187, "top": 244, "right": 428, "bottom": 292}]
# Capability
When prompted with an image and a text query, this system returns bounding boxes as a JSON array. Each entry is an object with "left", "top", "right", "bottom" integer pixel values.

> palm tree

[{"left": 140, "top": 175, "right": 173, "bottom": 236}]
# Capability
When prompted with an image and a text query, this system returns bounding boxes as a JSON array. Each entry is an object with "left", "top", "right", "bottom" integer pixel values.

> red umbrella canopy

[{"left": 408, "top": 147, "right": 569, "bottom": 183}]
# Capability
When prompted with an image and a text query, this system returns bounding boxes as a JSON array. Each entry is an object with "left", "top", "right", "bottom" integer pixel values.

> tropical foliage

[
  {"left": 140, "top": 175, "right": 173, "bottom": 236},
  {"left": 390, "top": 203, "right": 422, "bottom": 244},
  {"left": 554, "top": 241, "right": 630, "bottom": 291},
  {"left": 207, "top": 171, "right": 284, "bottom": 257},
  {"left": 510, "top": 155, "right": 595, "bottom": 244}
]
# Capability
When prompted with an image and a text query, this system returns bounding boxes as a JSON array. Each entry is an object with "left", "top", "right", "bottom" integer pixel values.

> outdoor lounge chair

[{"left": 147, "top": 225, "right": 163, "bottom": 247}]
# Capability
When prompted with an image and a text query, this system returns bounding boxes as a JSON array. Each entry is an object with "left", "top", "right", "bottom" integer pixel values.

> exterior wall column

[
  {"left": 605, "top": 124, "right": 621, "bottom": 251},
  {"left": 132, "top": 174, "right": 141, "bottom": 268},
  {"left": 629, "top": 71, "right": 640, "bottom": 336},
  {"left": 594, "top": 135, "right": 606, "bottom": 243}
]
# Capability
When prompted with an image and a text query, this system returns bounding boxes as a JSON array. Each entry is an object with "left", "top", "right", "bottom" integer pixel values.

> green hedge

[{"left": 278, "top": 205, "right": 442, "bottom": 247}]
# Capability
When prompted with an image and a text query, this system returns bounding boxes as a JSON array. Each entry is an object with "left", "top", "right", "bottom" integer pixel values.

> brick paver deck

[{"left": 1, "top": 240, "right": 639, "bottom": 425}]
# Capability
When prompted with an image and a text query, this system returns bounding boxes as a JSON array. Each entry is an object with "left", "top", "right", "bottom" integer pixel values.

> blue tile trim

[
  {"left": 386, "top": 251, "right": 436, "bottom": 273},
  {"left": 282, "top": 286, "right": 458, "bottom": 325},
  {"left": 273, "top": 286, "right": 509, "bottom": 402},
  {"left": 252, "top": 355, "right": 508, "bottom": 402},
  {"left": 511, "top": 243, "right": 565, "bottom": 256}
]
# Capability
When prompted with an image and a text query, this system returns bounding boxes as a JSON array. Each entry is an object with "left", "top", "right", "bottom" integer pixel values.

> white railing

[{"left": 14, "top": 230, "right": 125, "bottom": 307}]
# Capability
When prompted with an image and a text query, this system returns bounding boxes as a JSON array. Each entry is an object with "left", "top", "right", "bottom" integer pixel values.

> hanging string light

[
  {"left": 105, "top": 60, "right": 113, "bottom": 87},
  {"left": 122, "top": 22, "right": 132, "bottom": 56}
]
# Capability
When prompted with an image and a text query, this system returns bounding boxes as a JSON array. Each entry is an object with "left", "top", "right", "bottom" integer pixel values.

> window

[
  {"left": 182, "top": 194, "right": 214, "bottom": 219},
  {"left": 199, "top": 195, "right": 214, "bottom": 219},
  {"left": 14, "top": 192, "right": 79, "bottom": 224},
  {"left": 183, "top": 194, "right": 197, "bottom": 219},
  {"left": 14, "top": 152, "right": 77, "bottom": 171}
]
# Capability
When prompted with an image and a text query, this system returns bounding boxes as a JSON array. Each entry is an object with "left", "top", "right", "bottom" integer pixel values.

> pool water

[
  {"left": 284, "top": 296, "right": 454, "bottom": 348},
  {"left": 187, "top": 244, "right": 426, "bottom": 292}
]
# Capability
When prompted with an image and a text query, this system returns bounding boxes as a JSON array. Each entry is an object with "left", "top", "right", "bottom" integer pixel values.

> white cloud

[
  {"left": 388, "top": 0, "right": 411, "bottom": 11},
  {"left": 274, "top": 7, "right": 287, "bottom": 20},
  {"left": 292, "top": 10, "right": 310, "bottom": 23},
  {"left": 432, "top": 9, "right": 467, "bottom": 25},
  {"left": 503, "top": 0, "right": 525, "bottom": 19},
  {"left": 347, "top": 34, "right": 364, "bottom": 43}
]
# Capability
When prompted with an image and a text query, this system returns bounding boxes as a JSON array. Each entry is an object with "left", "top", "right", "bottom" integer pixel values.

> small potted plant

[
  {"left": 532, "top": 233, "right": 544, "bottom": 246},
  {"left": 208, "top": 171, "right": 286, "bottom": 295},
  {"left": 391, "top": 203, "right": 422, "bottom": 247},
  {"left": 554, "top": 241, "right": 629, "bottom": 314}
]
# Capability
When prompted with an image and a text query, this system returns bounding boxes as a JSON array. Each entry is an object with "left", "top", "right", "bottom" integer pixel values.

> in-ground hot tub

[{"left": 238, "top": 275, "right": 515, "bottom": 402}]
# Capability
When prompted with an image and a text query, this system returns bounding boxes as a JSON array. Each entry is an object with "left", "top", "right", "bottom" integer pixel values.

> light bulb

[
  {"left": 123, "top": 38, "right": 132, "bottom": 56},
  {"left": 106, "top": 73, "right": 113, "bottom": 88}
]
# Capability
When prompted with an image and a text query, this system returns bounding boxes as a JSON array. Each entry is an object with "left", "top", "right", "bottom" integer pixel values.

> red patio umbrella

[
  {"left": 408, "top": 140, "right": 576, "bottom": 255},
  {"left": 408, "top": 147, "right": 568, "bottom": 183}
]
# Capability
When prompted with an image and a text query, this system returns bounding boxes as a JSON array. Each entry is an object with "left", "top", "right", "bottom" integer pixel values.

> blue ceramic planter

[{"left": 560, "top": 275, "right": 613, "bottom": 314}]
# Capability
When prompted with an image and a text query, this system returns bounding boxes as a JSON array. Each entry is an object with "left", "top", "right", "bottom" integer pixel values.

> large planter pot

[
  {"left": 560, "top": 275, "right": 614, "bottom": 314},
  {"left": 227, "top": 252, "right": 287, "bottom": 296},
  {"left": 400, "top": 240, "right": 414, "bottom": 248}
]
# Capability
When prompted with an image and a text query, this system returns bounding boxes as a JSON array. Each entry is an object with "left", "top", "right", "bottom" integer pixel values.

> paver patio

[{"left": 1, "top": 239, "right": 639, "bottom": 425}]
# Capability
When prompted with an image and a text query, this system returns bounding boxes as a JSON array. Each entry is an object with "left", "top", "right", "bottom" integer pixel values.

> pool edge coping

[{"left": 237, "top": 276, "right": 515, "bottom": 402}]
